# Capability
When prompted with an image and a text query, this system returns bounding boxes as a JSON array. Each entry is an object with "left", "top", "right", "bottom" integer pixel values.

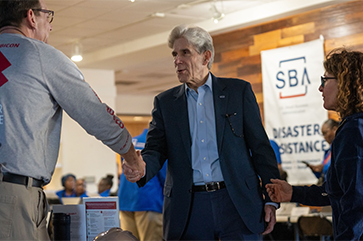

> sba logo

[{"left": 275, "top": 57, "right": 311, "bottom": 99}]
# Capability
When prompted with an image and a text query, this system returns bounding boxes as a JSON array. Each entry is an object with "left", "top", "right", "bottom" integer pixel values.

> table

[{"left": 275, "top": 204, "right": 332, "bottom": 240}]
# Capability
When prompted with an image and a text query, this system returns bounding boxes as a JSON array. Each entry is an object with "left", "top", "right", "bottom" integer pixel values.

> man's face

[
  {"left": 33, "top": 0, "right": 52, "bottom": 43},
  {"left": 321, "top": 123, "right": 336, "bottom": 145},
  {"left": 172, "top": 37, "right": 208, "bottom": 88}
]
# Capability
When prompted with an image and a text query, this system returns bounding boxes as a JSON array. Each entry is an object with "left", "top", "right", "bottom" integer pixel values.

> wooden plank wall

[{"left": 211, "top": 0, "right": 363, "bottom": 122}]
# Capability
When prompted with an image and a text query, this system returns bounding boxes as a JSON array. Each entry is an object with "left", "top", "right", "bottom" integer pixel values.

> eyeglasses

[
  {"left": 32, "top": 9, "right": 54, "bottom": 23},
  {"left": 320, "top": 76, "right": 336, "bottom": 87}
]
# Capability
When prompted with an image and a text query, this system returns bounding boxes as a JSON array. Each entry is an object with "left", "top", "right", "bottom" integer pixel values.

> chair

[{"left": 297, "top": 216, "right": 333, "bottom": 241}]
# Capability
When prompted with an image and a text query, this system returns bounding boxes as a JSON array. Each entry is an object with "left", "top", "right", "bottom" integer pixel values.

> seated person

[
  {"left": 75, "top": 178, "right": 88, "bottom": 198},
  {"left": 56, "top": 173, "right": 77, "bottom": 202},
  {"left": 98, "top": 174, "right": 114, "bottom": 197}
]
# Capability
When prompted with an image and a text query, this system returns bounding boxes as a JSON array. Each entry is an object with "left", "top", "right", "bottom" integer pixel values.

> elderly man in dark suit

[{"left": 123, "top": 24, "right": 280, "bottom": 241}]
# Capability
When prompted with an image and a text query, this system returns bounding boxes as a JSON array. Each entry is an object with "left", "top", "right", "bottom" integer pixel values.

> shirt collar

[{"left": 185, "top": 72, "right": 212, "bottom": 96}]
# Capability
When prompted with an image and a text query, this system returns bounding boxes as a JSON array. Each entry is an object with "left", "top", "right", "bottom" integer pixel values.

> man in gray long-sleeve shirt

[{"left": 0, "top": 0, "right": 144, "bottom": 240}]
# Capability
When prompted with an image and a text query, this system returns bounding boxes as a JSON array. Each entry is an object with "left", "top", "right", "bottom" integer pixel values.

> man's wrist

[{"left": 265, "top": 202, "right": 279, "bottom": 209}]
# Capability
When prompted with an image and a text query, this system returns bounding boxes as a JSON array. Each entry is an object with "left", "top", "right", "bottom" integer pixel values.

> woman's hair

[
  {"left": 324, "top": 48, "right": 363, "bottom": 118},
  {"left": 0, "top": 0, "right": 41, "bottom": 28},
  {"left": 168, "top": 24, "right": 215, "bottom": 69},
  {"left": 102, "top": 174, "right": 114, "bottom": 188}
]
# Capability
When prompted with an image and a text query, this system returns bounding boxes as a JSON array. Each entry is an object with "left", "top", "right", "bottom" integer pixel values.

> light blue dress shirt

[
  {"left": 186, "top": 73, "right": 224, "bottom": 185},
  {"left": 186, "top": 74, "right": 277, "bottom": 209}
]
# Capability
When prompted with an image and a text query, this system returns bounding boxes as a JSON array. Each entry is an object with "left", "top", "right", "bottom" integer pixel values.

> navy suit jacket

[{"left": 138, "top": 73, "right": 280, "bottom": 240}]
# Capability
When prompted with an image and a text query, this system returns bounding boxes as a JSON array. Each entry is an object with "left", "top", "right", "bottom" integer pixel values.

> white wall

[
  {"left": 115, "top": 94, "right": 154, "bottom": 115},
  {"left": 47, "top": 69, "right": 119, "bottom": 195}
]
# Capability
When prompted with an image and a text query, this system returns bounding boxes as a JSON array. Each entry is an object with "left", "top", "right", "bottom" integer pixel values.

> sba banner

[{"left": 261, "top": 39, "right": 327, "bottom": 185}]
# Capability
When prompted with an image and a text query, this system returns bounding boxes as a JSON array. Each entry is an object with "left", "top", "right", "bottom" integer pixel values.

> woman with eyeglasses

[{"left": 266, "top": 48, "right": 363, "bottom": 240}]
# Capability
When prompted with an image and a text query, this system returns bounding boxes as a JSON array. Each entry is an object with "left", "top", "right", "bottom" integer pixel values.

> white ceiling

[{"left": 46, "top": 0, "right": 345, "bottom": 96}]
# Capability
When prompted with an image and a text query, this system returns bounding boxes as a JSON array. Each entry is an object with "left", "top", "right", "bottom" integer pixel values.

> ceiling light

[
  {"left": 71, "top": 42, "right": 83, "bottom": 62},
  {"left": 133, "top": 116, "right": 144, "bottom": 121},
  {"left": 129, "top": 0, "right": 135, "bottom": 2},
  {"left": 213, "top": 12, "right": 225, "bottom": 23},
  {"left": 151, "top": 12, "right": 165, "bottom": 18},
  {"left": 211, "top": 1, "right": 225, "bottom": 24},
  {"left": 177, "top": 4, "right": 190, "bottom": 9}
]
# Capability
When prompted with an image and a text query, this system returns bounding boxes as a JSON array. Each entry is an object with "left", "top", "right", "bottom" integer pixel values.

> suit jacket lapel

[
  {"left": 212, "top": 74, "right": 228, "bottom": 154},
  {"left": 174, "top": 84, "right": 192, "bottom": 162}
]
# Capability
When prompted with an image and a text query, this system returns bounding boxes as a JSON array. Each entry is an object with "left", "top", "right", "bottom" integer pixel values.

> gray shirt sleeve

[{"left": 40, "top": 44, "right": 132, "bottom": 155}]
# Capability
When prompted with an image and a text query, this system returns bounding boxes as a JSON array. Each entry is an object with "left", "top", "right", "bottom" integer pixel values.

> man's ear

[
  {"left": 25, "top": 9, "right": 37, "bottom": 28},
  {"left": 203, "top": 50, "right": 212, "bottom": 66}
]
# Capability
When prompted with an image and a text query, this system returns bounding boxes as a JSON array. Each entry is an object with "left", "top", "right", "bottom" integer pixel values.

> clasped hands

[{"left": 122, "top": 150, "right": 146, "bottom": 183}]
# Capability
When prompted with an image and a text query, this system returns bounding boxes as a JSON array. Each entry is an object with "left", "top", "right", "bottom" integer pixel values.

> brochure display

[
  {"left": 52, "top": 204, "right": 87, "bottom": 241},
  {"left": 83, "top": 197, "right": 120, "bottom": 241}
]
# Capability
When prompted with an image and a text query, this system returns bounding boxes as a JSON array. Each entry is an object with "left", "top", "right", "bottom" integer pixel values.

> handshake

[{"left": 121, "top": 146, "right": 146, "bottom": 183}]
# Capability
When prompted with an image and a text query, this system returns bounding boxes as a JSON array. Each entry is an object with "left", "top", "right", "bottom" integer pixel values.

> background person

[
  {"left": 305, "top": 119, "right": 338, "bottom": 185},
  {"left": 55, "top": 173, "right": 76, "bottom": 202},
  {"left": 75, "top": 178, "right": 88, "bottom": 198},
  {"left": 118, "top": 128, "right": 166, "bottom": 241},
  {"left": 98, "top": 174, "right": 114, "bottom": 197},
  {"left": 266, "top": 48, "right": 363, "bottom": 240},
  {"left": 269, "top": 139, "right": 287, "bottom": 181},
  {"left": 123, "top": 24, "right": 280, "bottom": 240},
  {"left": 0, "top": 0, "right": 143, "bottom": 239}
]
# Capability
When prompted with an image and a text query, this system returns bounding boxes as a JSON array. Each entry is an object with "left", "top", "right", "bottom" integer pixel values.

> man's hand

[
  {"left": 309, "top": 164, "right": 324, "bottom": 173},
  {"left": 121, "top": 146, "right": 146, "bottom": 183},
  {"left": 265, "top": 179, "right": 293, "bottom": 203},
  {"left": 261, "top": 205, "right": 276, "bottom": 235}
]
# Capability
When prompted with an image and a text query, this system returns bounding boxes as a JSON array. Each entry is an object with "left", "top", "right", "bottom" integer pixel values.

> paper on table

[
  {"left": 52, "top": 204, "right": 87, "bottom": 241},
  {"left": 83, "top": 197, "right": 120, "bottom": 241},
  {"left": 290, "top": 206, "right": 310, "bottom": 217}
]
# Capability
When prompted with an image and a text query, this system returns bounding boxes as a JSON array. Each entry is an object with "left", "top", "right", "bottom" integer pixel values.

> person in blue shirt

[
  {"left": 56, "top": 173, "right": 77, "bottom": 203},
  {"left": 98, "top": 174, "right": 114, "bottom": 197},
  {"left": 269, "top": 139, "right": 281, "bottom": 165},
  {"left": 75, "top": 178, "right": 88, "bottom": 198},
  {"left": 269, "top": 139, "right": 287, "bottom": 181},
  {"left": 306, "top": 119, "right": 338, "bottom": 185},
  {"left": 118, "top": 128, "right": 166, "bottom": 241}
]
